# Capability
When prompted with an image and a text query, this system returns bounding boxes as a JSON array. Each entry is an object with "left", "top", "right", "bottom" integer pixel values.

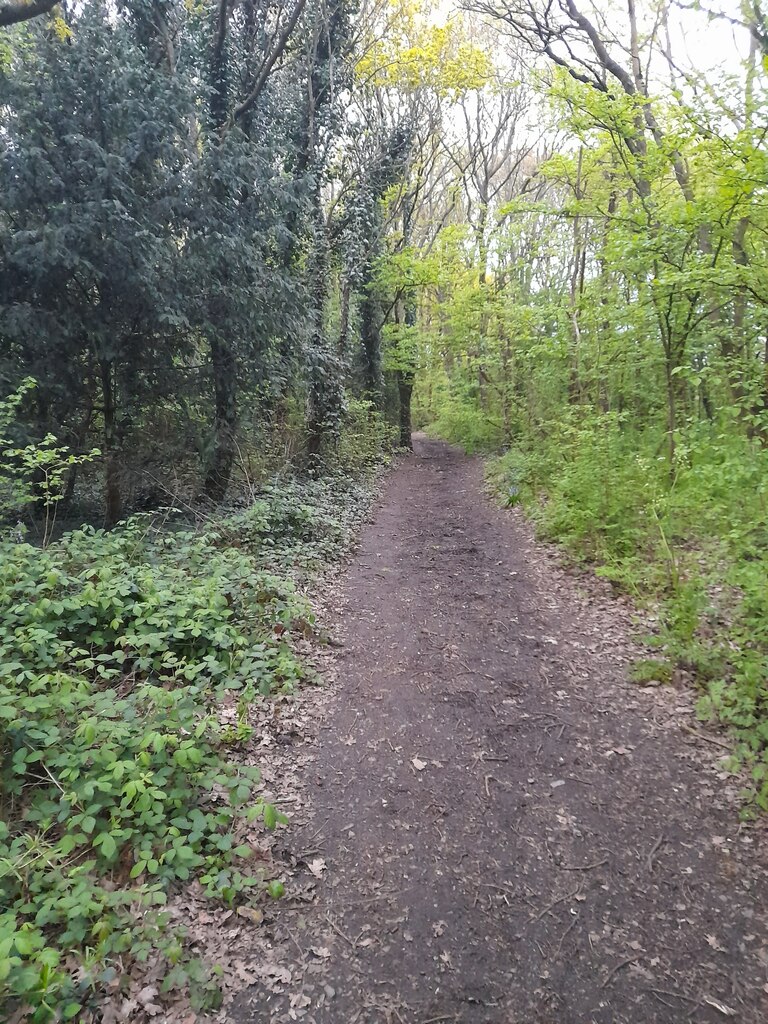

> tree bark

[
  {"left": 396, "top": 370, "right": 414, "bottom": 449},
  {"left": 203, "top": 337, "right": 237, "bottom": 502},
  {"left": 100, "top": 359, "right": 122, "bottom": 527},
  {"left": 360, "top": 277, "right": 383, "bottom": 404},
  {"left": 306, "top": 203, "right": 331, "bottom": 466},
  {"left": 338, "top": 276, "right": 352, "bottom": 357}
]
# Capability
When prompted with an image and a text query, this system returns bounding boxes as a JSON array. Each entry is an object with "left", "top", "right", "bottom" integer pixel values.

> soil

[{"left": 226, "top": 436, "right": 768, "bottom": 1024}]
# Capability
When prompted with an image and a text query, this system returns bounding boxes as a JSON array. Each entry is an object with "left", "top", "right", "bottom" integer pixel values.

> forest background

[{"left": 1, "top": 0, "right": 768, "bottom": 1019}]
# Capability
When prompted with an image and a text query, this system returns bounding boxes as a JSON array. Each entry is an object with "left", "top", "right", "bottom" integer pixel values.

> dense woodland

[{"left": 1, "top": 0, "right": 768, "bottom": 1019}]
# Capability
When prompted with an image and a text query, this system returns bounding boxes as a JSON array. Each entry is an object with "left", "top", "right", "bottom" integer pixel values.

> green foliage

[
  {"left": 213, "top": 468, "right": 385, "bottom": 575},
  {"left": 1, "top": 379, "right": 100, "bottom": 543},
  {"left": 335, "top": 397, "right": 399, "bottom": 476},
  {"left": 630, "top": 659, "right": 674, "bottom": 685},
  {"left": 428, "top": 400, "right": 504, "bottom": 453},
  {"left": 0, "top": 378, "right": 37, "bottom": 518},
  {"left": 408, "top": 7, "right": 768, "bottom": 812},
  {"left": 484, "top": 423, "right": 768, "bottom": 808},
  {"left": 0, "top": 469, "right": 380, "bottom": 1019}
]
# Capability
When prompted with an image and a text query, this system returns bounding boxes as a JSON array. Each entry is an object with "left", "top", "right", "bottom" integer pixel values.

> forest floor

[{"left": 221, "top": 436, "right": 768, "bottom": 1024}]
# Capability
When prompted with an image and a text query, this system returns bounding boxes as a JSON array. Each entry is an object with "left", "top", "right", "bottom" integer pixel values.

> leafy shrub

[
  {"left": 486, "top": 414, "right": 768, "bottom": 809},
  {"left": 427, "top": 400, "right": 505, "bottom": 453},
  {"left": 213, "top": 473, "right": 376, "bottom": 573},
  {"left": 335, "top": 397, "right": 398, "bottom": 475},
  {"left": 0, "top": 487, "right": 352, "bottom": 1020},
  {"left": 1, "top": 379, "right": 100, "bottom": 544}
]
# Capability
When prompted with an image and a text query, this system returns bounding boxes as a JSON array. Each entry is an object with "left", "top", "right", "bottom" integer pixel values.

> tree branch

[
  {"left": 0, "top": 0, "right": 59, "bottom": 28},
  {"left": 232, "top": 0, "right": 309, "bottom": 122}
]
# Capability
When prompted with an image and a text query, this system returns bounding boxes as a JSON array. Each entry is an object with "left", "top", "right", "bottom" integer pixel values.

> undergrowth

[
  {"left": 0, "top": 467, "right": 386, "bottom": 1021},
  {"left": 481, "top": 411, "right": 768, "bottom": 810}
]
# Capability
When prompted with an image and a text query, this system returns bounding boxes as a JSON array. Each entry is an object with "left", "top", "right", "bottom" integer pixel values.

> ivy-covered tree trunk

[
  {"left": 360, "top": 275, "right": 383, "bottom": 404},
  {"left": 338, "top": 276, "right": 352, "bottom": 357},
  {"left": 396, "top": 296, "right": 417, "bottom": 449},
  {"left": 306, "top": 208, "right": 331, "bottom": 465}
]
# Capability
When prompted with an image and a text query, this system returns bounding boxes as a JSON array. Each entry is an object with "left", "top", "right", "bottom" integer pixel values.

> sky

[
  {"left": 667, "top": 0, "right": 753, "bottom": 74},
  {"left": 432, "top": 0, "right": 755, "bottom": 79}
]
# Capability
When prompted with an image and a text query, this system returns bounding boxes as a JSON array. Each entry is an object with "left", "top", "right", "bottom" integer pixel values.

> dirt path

[{"left": 229, "top": 437, "right": 768, "bottom": 1024}]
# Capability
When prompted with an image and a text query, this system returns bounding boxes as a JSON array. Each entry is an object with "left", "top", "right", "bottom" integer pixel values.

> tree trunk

[
  {"left": 568, "top": 148, "right": 586, "bottom": 404},
  {"left": 360, "top": 281, "right": 382, "bottom": 404},
  {"left": 338, "top": 276, "right": 352, "bottom": 357},
  {"left": 203, "top": 337, "right": 237, "bottom": 503},
  {"left": 396, "top": 293, "right": 418, "bottom": 449},
  {"left": 306, "top": 195, "right": 332, "bottom": 469},
  {"left": 396, "top": 370, "right": 414, "bottom": 449},
  {"left": 101, "top": 359, "right": 122, "bottom": 527}
]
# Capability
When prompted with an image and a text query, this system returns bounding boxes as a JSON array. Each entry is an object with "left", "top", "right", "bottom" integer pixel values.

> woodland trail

[{"left": 229, "top": 436, "right": 768, "bottom": 1024}]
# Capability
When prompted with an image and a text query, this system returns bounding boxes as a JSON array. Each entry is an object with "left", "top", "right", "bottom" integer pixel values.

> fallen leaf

[
  {"left": 236, "top": 906, "right": 264, "bottom": 925},
  {"left": 260, "top": 965, "right": 292, "bottom": 985},
  {"left": 309, "top": 946, "right": 331, "bottom": 959},
  {"left": 308, "top": 857, "right": 326, "bottom": 878},
  {"left": 412, "top": 757, "right": 427, "bottom": 771}
]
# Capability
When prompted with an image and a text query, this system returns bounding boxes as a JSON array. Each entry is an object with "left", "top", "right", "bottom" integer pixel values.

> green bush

[
  {"left": 0, "top": 481, "right": 361, "bottom": 1020},
  {"left": 335, "top": 397, "right": 398, "bottom": 475},
  {"left": 486, "top": 415, "right": 768, "bottom": 809},
  {"left": 427, "top": 401, "right": 505, "bottom": 453},
  {"left": 212, "top": 473, "right": 375, "bottom": 571}
]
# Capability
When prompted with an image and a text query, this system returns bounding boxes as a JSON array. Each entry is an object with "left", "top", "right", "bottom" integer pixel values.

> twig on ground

[
  {"left": 646, "top": 834, "right": 665, "bottom": 872},
  {"left": 476, "top": 881, "right": 517, "bottom": 898},
  {"left": 324, "top": 912, "right": 356, "bottom": 948},
  {"left": 285, "top": 927, "right": 305, "bottom": 961},
  {"left": 535, "top": 887, "right": 581, "bottom": 921},
  {"left": 457, "top": 659, "right": 497, "bottom": 683},
  {"left": 601, "top": 955, "right": 639, "bottom": 988},
  {"left": 647, "top": 987, "right": 700, "bottom": 1005},
  {"left": 701, "top": 995, "right": 737, "bottom": 1017},
  {"left": 555, "top": 911, "right": 579, "bottom": 955},
  {"left": 561, "top": 857, "right": 609, "bottom": 871},
  {"left": 680, "top": 723, "right": 733, "bottom": 751}
]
